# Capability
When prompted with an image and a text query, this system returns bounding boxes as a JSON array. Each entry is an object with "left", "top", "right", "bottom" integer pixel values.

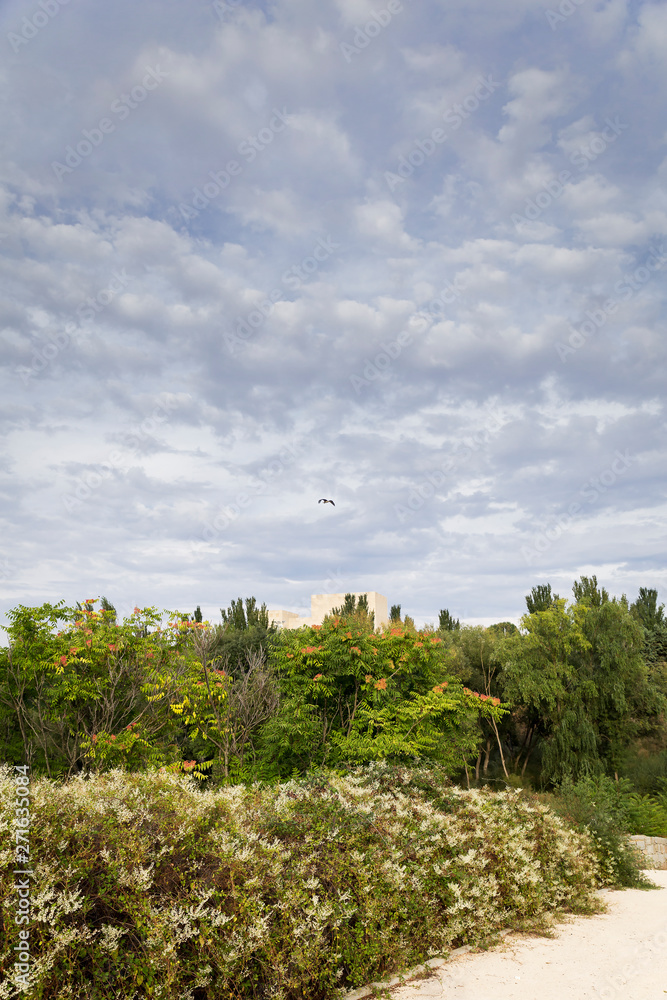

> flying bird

[{"left": 318, "top": 499, "right": 335, "bottom": 506}]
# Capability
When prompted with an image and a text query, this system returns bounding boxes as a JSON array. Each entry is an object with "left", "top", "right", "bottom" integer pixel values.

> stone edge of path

[
  {"left": 341, "top": 936, "right": 506, "bottom": 1000},
  {"left": 341, "top": 888, "right": 621, "bottom": 1000}
]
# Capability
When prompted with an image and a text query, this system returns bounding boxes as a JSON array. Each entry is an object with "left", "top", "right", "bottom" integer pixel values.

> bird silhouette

[{"left": 318, "top": 499, "right": 335, "bottom": 505}]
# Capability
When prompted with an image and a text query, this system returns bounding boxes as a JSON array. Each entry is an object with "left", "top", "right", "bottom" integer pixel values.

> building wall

[{"left": 268, "top": 591, "right": 388, "bottom": 630}]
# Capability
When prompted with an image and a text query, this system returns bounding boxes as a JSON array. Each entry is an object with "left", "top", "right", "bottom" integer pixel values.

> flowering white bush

[{"left": 0, "top": 761, "right": 604, "bottom": 999}]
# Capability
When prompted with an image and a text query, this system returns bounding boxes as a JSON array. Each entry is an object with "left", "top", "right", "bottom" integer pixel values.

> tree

[
  {"left": 438, "top": 609, "right": 460, "bottom": 631},
  {"left": 525, "top": 584, "right": 560, "bottom": 614},
  {"left": 572, "top": 574, "right": 609, "bottom": 607},
  {"left": 452, "top": 626, "right": 509, "bottom": 778},
  {"left": 100, "top": 596, "right": 117, "bottom": 620},
  {"left": 221, "top": 596, "right": 270, "bottom": 630},
  {"left": 327, "top": 594, "right": 375, "bottom": 632},
  {"left": 0, "top": 600, "right": 187, "bottom": 778},
  {"left": 193, "top": 605, "right": 203, "bottom": 623},
  {"left": 499, "top": 593, "right": 653, "bottom": 785},
  {"left": 487, "top": 621, "right": 519, "bottom": 637},
  {"left": 630, "top": 588, "right": 665, "bottom": 631},
  {"left": 257, "top": 617, "right": 505, "bottom": 779},
  {"left": 145, "top": 626, "right": 280, "bottom": 783},
  {"left": 389, "top": 604, "right": 401, "bottom": 622}
]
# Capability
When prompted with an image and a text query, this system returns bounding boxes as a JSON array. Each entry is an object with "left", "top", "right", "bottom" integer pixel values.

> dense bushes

[
  {"left": 540, "top": 775, "right": 655, "bottom": 889},
  {"left": 0, "top": 762, "right": 607, "bottom": 1000}
]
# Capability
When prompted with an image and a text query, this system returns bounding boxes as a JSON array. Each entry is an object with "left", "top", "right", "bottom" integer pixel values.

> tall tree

[
  {"left": 220, "top": 596, "right": 270, "bottom": 631},
  {"left": 525, "top": 583, "right": 559, "bottom": 614},
  {"left": 389, "top": 604, "right": 402, "bottom": 622},
  {"left": 438, "top": 608, "right": 460, "bottom": 631},
  {"left": 500, "top": 594, "right": 651, "bottom": 784},
  {"left": 630, "top": 588, "right": 665, "bottom": 630},
  {"left": 572, "top": 574, "right": 609, "bottom": 607},
  {"left": 328, "top": 593, "right": 375, "bottom": 631}
]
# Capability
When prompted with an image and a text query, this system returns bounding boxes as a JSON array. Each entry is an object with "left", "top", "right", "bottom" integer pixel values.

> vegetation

[
  {"left": 1, "top": 578, "right": 665, "bottom": 996},
  {"left": 0, "top": 761, "right": 608, "bottom": 1000}
]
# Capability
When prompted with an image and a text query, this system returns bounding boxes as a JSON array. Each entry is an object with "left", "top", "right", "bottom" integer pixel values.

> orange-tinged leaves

[{"left": 374, "top": 678, "right": 387, "bottom": 691}]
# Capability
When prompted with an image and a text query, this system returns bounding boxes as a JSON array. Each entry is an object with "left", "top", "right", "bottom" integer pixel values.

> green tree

[
  {"left": 221, "top": 596, "right": 270, "bottom": 630},
  {"left": 487, "top": 621, "right": 519, "bottom": 637},
  {"left": 452, "top": 626, "right": 510, "bottom": 778},
  {"left": 630, "top": 588, "right": 665, "bottom": 630},
  {"left": 0, "top": 600, "right": 187, "bottom": 778},
  {"left": 525, "top": 583, "right": 560, "bottom": 614},
  {"left": 572, "top": 574, "right": 609, "bottom": 607},
  {"left": 500, "top": 592, "right": 654, "bottom": 785},
  {"left": 389, "top": 604, "right": 401, "bottom": 622},
  {"left": 327, "top": 593, "right": 375, "bottom": 632},
  {"left": 257, "top": 618, "right": 505, "bottom": 779},
  {"left": 438, "top": 608, "right": 460, "bottom": 631},
  {"left": 193, "top": 605, "right": 203, "bottom": 623}
]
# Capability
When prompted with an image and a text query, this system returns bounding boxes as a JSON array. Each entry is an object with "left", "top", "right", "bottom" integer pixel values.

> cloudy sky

[{"left": 1, "top": 0, "right": 666, "bottom": 637}]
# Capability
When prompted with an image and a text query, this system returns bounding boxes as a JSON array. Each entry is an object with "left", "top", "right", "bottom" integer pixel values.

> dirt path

[{"left": 390, "top": 871, "right": 667, "bottom": 1000}]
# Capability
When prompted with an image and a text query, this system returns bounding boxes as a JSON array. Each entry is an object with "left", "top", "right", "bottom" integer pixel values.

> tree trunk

[
  {"left": 482, "top": 736, "right": 492, "bottom": 774},
  {"left": 490, "top": 715, "right": 508, "bottom": 778}
]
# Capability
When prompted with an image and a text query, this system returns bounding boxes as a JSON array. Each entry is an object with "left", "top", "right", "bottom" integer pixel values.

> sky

[{"left": 1, "top": 0, "right": 666, "bottom": 638}]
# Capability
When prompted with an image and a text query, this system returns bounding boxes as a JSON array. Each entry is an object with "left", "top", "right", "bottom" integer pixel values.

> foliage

[
  {"left": 257, "top": 618, "right": 507, "bottom": 780},
  {"left": 625, "top": 788, "right": 667, "bottom": 838},
  {"left": 499, "top": 594, "right": 655, "bottom": 785},
  {"left": 524, "top": 583, "right": 560, "bottom": 614},
  {"left": 220, "top": 596, "right": 271, "bottom": 631},
  {"left": 327, "top": 593, "right": 375, "bottom": 632},
  {"left": 438, "top": 608, "right": 460, "bottom": 631},
  {"left": 389, "top": 604, "right": 401, "bottom": 622},
  {"left": 0, "top": 600, "right": 188, "bottom": 779},
  {"left": 630, "top": 587, "right": 665, "bottom": 630},
  {"left": 571, "top": 574, "right": 609, "bottom": 607},
  {"left": 0, "top": 762, "right": 605, "bottom": 1000},
  {"left": 79, "top": 721, "right": 183, "bottom": 774},
  {"left": 543, "top": 775, "right": 655, "bottom": 889},
  {"left": 487, "top": 621, "right": 519, "bottom": 637}
]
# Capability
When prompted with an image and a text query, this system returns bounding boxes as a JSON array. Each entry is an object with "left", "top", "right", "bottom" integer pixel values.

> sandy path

[{"left": 390, "top": 871, "right": 667, "bottom": 1000}]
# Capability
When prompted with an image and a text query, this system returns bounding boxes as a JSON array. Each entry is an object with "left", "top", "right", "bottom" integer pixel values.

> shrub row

[{"left": 0, "top": 762, "right": 613, "bottom": 1000}]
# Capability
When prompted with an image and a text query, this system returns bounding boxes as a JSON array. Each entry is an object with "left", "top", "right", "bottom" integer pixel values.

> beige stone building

[{"left": 269, "top": 592, "right": 388, "bottom": 630}]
